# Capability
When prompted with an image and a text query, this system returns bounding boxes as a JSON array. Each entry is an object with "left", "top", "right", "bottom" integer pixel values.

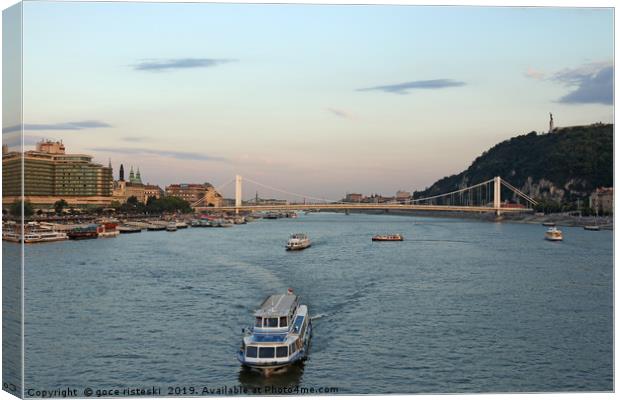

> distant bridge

[{"left": 193, "top": 176, "right": 538, "bottom": 216}]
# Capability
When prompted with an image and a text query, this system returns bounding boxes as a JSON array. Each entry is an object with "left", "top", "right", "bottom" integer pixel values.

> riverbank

[{"left": 333, "top": 209, "right": 613, "bottom": 230}]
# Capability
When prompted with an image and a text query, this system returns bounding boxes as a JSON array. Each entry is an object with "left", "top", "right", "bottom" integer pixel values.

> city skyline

[{"left": 2, "top": 2, "right": 614, "bottom": 200}]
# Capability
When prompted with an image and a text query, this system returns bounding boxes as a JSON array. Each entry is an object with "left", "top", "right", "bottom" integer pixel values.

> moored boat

[
  {"left": 237, "top": 289, "right": 312, "bottom": 376},
  {"left": 545, "top": 227, "right": 563, "bottom": 241},
  {"left": 118, "top": 225, "right": 142, "bottom": 233},
  {"left": 584, "top": 225, "right": 600, "bottom": 231},
  {"left": 286, "top": 233, "right": 311, "bottom": 251},
  {"left": 166, "top": 222, "right": 178, "bottom": 232},
  {"left": 542, "top": 222, "right": 556, "bottom": 227},
  {"left": 68, "top": 225, "right": 99, "bottom": 240},
  {"left": 372, "top": 234, "right": 403, "bottom": 241},
  {"left": 4, "top": 222, "right": 68, "bottom": 243},
  {"left": 98, "top": 222, "right": 119, "bottom": 238},
  {"left": 216, "top": 219, "right": 234, "bottom": 227}
]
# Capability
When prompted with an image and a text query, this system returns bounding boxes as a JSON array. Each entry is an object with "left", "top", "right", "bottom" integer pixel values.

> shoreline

[{"left": 329, "top": 209, "right": 614, "bottom": 230}]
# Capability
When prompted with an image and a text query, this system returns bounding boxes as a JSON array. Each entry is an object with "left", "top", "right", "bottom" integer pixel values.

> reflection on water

[{"left": 20, "top": 213, "right": 613, "bottom": 394}]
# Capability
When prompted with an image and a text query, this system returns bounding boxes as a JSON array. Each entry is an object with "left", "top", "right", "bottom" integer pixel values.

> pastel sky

[{"left": 3, "top": 2, "right": 614, "bottom": 200}]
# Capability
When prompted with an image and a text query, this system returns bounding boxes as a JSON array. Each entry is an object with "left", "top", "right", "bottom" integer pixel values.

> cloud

[
  {"left": 524, "top": 67, "right": 545, "bottom": 80},
  {"left": 551, "top": 61, "right": 613, "bottom": 105},
  {"left": 327, "top": 107, "right": 354, "bottom": 119},
  {"left": 2, "top": 120, "right": 111, "bottom": 134},
  {"left": 121, "top": 136, "right": 149, "bottom": 142},
  {"left": 357, "top": 79, "right": 466, "bottom": 94},
  {"left": 133, "top": 58, "right": 236, "bottom": 72},
  {"left": 89, "top": 147, "right": 228, "bottom": 162}
]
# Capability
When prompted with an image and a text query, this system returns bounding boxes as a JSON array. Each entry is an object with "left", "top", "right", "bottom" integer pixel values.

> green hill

[{"left": 413, "top": 123, "right": 613, "bottom": 209}]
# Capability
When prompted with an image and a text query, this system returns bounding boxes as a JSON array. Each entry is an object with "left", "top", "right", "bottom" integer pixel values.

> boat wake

[{"left": 311, "top": 313, "right": 327, "bottom": 321}]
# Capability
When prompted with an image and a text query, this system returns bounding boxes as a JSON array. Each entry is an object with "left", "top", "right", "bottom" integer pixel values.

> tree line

[{"left": 5, "top": 195, "right": 193, "bottom": 217}]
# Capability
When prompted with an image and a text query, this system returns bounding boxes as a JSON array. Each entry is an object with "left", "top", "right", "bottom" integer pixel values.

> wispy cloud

[
  {"left": 133, "top": 58, "right": 237, "bottom": 72},
  {"left": 121, "top": 136, "right": 149, "bottom": 143},
  {"left": 357, "top": 79, "right": 466, "bottom": 94},
  {"left": 327, "top": 107, "right": 354, "bottom": 119},
  {"left": 89, "top": 147, "right": 228, "bottom": 162},
  {"left": 551, "top": 61, "right": 613, "bottom": 105},
  {"left": 2, "top": 120, "right": 111, "bottom": 134},
  {"left": 524, "top": 67, "right": 545, "bottom": 80}
]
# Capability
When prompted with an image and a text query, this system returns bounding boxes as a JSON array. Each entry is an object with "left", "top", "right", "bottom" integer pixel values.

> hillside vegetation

[{"left": 413, "top": 123, "right": 613, "bottom": 209}]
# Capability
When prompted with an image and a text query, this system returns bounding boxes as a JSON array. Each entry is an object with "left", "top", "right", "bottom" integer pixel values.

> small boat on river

[
  {"left": 237, "top": 289, "right": 312, "bottom": 376},
  {"left": 372, "top": 234, "right": 403, "bottom": 242},
  {"left": 544, "top": 227, "right": 563, "bottom": 241},
  {"left": 166, "top": 222, "right": 178, "bottom": 232},
  {"left": 286, "top": 233, "right": 311, "bottom": 251}
]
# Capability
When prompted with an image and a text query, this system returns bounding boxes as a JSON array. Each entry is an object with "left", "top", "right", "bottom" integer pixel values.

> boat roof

[{"left": 254, "top": 294, "right": 298, "bottom": 318}]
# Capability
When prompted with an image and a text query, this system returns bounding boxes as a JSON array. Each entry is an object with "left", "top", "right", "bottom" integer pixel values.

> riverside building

[
  {"left": 165, "top": 183, "right": 223, "bottom": 207},
  {"left": 2, "top": 140, "right": 113, "bottom": 209},
  {"left": 112, "top": 165, "right": 163, "bottom": 204}
]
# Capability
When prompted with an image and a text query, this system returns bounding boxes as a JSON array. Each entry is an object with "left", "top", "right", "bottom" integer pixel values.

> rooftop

[{"left": 254, "top": 294, "right": 298, "bottom": 318}]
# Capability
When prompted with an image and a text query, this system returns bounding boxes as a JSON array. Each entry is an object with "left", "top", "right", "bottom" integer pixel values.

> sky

[{"left": 2, "top": 2, "right": 614, "bottom": 201}]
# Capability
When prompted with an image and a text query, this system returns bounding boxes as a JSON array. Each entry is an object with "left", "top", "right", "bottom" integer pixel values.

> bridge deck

[{"left": 195, "top": 204, "right": 532, "bottom": 213}]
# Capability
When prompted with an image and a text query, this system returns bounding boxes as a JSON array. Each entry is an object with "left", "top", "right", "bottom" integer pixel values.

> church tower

[
  {"left": 119, "top": 164, "right": 125, "bottom": 181},
  {"left": 136, "top": 167, "right": 143, "bottom": 184},
  {"left": 129, "top": 166, "right": 135, "bottom": 182}
]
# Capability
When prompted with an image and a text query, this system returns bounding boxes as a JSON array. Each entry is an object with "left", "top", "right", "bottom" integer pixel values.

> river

[{"left": 4, "top": 212, "right": 613, "bottom": 394}]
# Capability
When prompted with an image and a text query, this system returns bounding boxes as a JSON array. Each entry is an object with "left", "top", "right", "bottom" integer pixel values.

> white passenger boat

[
  {"left": 286, "top": 233, "right": 311, "bottom": 251},
  {"left": 166, "top": 222, "right": 178, "bottom": 232},
  {"left": 545, "top": 227, "right": 563, "bottom": 241},
  {"left": 3, "top": 222, "right": 67, "bottom": 243},
  {"left": 238, "top": 289, "right": 312, "bottom": 376}
]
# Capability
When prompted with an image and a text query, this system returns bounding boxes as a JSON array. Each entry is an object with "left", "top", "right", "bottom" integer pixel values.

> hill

[{"left": 413, "top": 123, "right": 613, "bottom": 209}]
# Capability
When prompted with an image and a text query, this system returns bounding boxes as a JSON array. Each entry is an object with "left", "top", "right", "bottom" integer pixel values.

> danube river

[{"left": 8, "top": 213, "right": 614, "bottom": 394}]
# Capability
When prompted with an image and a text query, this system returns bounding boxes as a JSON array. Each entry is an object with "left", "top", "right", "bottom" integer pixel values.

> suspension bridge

[{"left": 192, "top": 175, "right": 538, "bottom": 215}]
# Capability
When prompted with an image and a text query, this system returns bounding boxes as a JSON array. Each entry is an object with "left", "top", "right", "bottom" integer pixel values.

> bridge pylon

[
  {"left": 235, "top": 175, "right": 242, "bottom": 215},
  {"left": 493, "top": 176, "right": 501, "bottom": 216}
]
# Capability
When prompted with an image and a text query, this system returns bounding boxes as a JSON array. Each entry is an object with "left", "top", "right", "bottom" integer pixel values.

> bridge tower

[
  {"left": 493, "top": 176, "right": 501, "bottom": 216},
  {"left": 235, "top": 175, "right": 242, "bottom": 214}
]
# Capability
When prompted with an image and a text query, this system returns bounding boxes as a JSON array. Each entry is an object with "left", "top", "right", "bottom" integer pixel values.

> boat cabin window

[
  {"left": 279, "top": 316, "right": 287, "bottom": 327},
  {"left": 255, "top": 317, "right": 263, "bottom": 327},
  {"left": 292, "top": 315, "right": 304, "bottom": 333},
  {"left": 289, "top": 342, "right": 297, "bottom": 354},
  {"left": 246, "top": 346, "right": 257, "bottom": 358},
  {"left": 276, "top": 346, "right": 288, "bottom": 358},
  {"left": 265, "top": 318, "right": 279, "bottom": 328},
  {"left": 259, "top": 347, "right": 275, "bottom": 358}
]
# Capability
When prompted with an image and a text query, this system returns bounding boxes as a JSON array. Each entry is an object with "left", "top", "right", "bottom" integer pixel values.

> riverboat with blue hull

[{"left": 238, "top": 290, "right": 312, "bottom": 376}]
